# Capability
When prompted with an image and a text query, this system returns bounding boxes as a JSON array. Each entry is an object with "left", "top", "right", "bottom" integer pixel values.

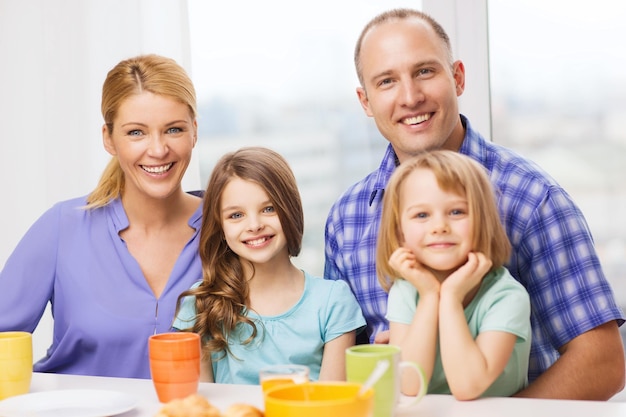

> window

[
  {"left": 488, "top": 1, "right": 626, "bottom": 314},
  {"left": 188, "top": 2, "right": 626, "bottom": 325},
  {"left": 188, "top": 1, "right": 422, "bottom": 276}
]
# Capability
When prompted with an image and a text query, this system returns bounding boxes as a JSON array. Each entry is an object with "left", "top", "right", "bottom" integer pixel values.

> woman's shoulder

[{"left": 34, "top": 195, "right": 96, "bottom": 223}]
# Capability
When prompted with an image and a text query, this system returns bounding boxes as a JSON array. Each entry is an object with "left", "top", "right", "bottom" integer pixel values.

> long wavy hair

[
  {"left": 377, "top": 150, "right": 511, "bottom": 291},
  {"left": 177, "top": 146, "right": 304, "bottom": 358},
  {"left": 86, "top": 54, "right": 197, "bottom": 209}
]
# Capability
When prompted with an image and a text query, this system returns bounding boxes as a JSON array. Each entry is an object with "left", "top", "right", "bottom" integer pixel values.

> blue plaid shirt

[{"left": 324, "top": 115, "right": 624, "bottom": 381}]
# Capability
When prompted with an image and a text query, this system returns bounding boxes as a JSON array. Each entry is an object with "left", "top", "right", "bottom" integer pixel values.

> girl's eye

[
  {"left": 263, "top": 206, "right": 275, "bottom": 213},
  {"left": 229, "top": 212, "right": 242, "bottom": 220},
  {"left": 414, "top": 212, "right": 428, "bottom": 219},
  {"left": 450, "top": 209, "right": 466, "bottom": 216}
]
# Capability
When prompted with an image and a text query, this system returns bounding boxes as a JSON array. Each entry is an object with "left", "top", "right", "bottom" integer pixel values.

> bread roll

[
  {"left": 223, "top": 403, "right": 264, "bottom": 417},
  {"left": 154, "top": 394, "right": 222, "bottom": 417}
]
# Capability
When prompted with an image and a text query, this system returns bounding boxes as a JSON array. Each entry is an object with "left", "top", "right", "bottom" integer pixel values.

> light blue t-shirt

[
  {"left": 174, "top": 271, "right": 366, "bottom": 384},
  {"left": 386, "top": 266, "right": 531, "bottom": 397}
]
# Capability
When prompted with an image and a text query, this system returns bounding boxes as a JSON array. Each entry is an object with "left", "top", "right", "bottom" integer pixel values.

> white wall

[{"left": 0, "top": 0, "right": 199, "bottom": 361}]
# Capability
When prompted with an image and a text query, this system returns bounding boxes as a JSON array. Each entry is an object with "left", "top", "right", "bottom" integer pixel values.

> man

[{"left": 324, "top": 8, "right": 625, "bottom": 399}]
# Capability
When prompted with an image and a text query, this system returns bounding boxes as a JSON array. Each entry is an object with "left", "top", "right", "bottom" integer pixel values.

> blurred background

[{"left": 1, "top": 0, "right": 624, "bottom": 362}]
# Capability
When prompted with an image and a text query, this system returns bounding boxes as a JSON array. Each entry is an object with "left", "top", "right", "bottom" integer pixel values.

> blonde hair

[
  {"left": 86, "top": 54, "right": 197, "bottom": 209},
  {"left": 177, "top": 147, "right": 304, "bottom": 358},
  {"left": 376, "top": 150, "right": 511, "bottom": 291}
]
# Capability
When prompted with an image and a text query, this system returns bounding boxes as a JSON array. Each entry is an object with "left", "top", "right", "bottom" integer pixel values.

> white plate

[{"left": 0, "top": 389, "right": 136, "bottom": 417}]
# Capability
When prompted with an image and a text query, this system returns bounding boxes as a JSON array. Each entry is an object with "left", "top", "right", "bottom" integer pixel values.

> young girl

[
  {"left": 174, "top": 146, "right": 365, "bottom": 384},
  {"left": 377, "top": 150, "right": 531, "bottom": 400}
]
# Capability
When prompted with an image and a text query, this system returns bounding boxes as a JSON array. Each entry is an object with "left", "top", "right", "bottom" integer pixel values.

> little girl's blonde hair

[{"left": 376, "top": 150, "right": 511, "bottom": 291}]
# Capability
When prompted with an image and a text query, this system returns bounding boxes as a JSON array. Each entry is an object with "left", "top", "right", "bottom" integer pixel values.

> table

[
  {"left": 27, "top": 372, "right": 263, "bottom": 416},
  {"left": 16, "top": 372, "right": 626, "bottom": 417}
]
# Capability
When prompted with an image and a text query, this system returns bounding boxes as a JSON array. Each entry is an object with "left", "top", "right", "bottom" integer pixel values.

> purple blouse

[{"left": 0, "top": 193, "right": 203, "bottom": 378}]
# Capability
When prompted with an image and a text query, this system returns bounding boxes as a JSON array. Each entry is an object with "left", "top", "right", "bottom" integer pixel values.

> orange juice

[{"left": 261, "top": 378, "right": 296, "bottom": 393}]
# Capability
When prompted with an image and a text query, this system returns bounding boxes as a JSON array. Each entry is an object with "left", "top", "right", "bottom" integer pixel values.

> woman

[{"left": 0, "top": 54, "right": 203, "bottom": 378}]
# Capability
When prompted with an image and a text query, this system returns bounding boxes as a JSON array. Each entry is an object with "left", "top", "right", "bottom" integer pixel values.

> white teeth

[
  {"left": 246, "top": 238, "right": 267, "bottom": 246},
  {"left": 142, "top": 163, "right": 173, "bottom": 174},
  {"left": 403, "top": 114, "right": 431, "bottom": 125}
]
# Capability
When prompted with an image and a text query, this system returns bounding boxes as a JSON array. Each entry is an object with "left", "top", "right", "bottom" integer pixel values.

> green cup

[{"left": 346, "top": 345, "right": 426, "bottom": 417}]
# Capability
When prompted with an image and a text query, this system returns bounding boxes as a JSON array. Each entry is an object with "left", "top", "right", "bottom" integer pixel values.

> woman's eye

[
  {"left": 166, "top": 127, "right": 183, "bottom": 134},
  {"left": 128, "top": 129, "right": 143, "bottom": 137}
]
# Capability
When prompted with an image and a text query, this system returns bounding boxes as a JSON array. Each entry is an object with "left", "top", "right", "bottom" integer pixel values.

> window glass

[
  {"left": 188, "top": 1, "right": 422, "bottom": 276},
  {"left": 488, "top": 1, "right": 626, "bottom": 314}
]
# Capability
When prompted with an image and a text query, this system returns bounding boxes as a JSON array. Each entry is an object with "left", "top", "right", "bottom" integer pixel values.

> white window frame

[{"left": 424, "top": 0, "right": 491, "bottom": 140}]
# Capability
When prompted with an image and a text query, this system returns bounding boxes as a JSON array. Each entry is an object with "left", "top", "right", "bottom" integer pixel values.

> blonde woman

[{"left": 0, "top": 54, "right": 202, "bottom": 378}]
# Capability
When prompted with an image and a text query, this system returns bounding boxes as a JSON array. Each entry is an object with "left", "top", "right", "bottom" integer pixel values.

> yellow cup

[
  {"left": 0, "top": 332, "right": 33, "bottom": 400},
  {"left": 264, "top": 382, "right": 374, "bottom": 417}
]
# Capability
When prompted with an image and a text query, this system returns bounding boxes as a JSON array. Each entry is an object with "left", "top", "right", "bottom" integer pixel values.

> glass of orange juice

[{"left": 259, "top": 364, "right": 310, "bottom": 393}]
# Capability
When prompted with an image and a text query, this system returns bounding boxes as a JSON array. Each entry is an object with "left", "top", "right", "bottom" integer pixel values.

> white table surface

[{"left": 5, "top": 372, "right": 626, "bottom": 417}]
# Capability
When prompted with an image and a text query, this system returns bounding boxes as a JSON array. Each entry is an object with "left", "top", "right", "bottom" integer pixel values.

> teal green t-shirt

[
  {"left": 386, "top": 266, "right": 531, "bottom": 397},
  {"left": 173, "top": 271, "right": 366, "bottom": 384}
]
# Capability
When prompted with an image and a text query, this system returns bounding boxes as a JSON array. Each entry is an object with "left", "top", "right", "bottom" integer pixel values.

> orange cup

[{"left": 148, "top": 332, "right": 201, "bottom": 403}]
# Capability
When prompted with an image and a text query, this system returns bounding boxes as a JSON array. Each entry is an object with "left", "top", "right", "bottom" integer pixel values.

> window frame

[{"left": 424, "top": 0, "right": 491, "bottom": 139}]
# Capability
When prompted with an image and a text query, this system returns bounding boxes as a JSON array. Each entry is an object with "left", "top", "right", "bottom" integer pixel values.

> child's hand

[
  {"left": 441, "top": 252, "right": 492, "bottom": 303},
  {"left": 389, "top": 247, "right": 440, "bottom": 295}
]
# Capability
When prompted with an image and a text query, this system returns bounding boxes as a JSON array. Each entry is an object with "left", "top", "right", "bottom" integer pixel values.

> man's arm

[{"left": 514, "top": 321, "right": 625, "bottom": 400}]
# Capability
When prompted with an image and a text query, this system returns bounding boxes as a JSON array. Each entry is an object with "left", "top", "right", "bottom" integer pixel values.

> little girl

[
  {"left": 377, "top": 150, "right": 531, "bottom": 400},
  {"left": 174, "top": 146, "right": 365, "bottom": 384}
]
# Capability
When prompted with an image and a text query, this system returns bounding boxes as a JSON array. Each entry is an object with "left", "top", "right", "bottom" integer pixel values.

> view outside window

[
  {"left": 188, "top": 2, "right": 626, "bottom": 327},
  {"left": 187, "top": 1, "right": 421, "bottom": 276},
  {"left": 488, "top": 1, "right": 626, "bottom": 321}
]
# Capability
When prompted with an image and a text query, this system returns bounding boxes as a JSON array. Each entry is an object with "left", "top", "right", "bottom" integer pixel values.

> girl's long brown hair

[{"left": 177, "top": 147, "right": 304, "bottom": 359}]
